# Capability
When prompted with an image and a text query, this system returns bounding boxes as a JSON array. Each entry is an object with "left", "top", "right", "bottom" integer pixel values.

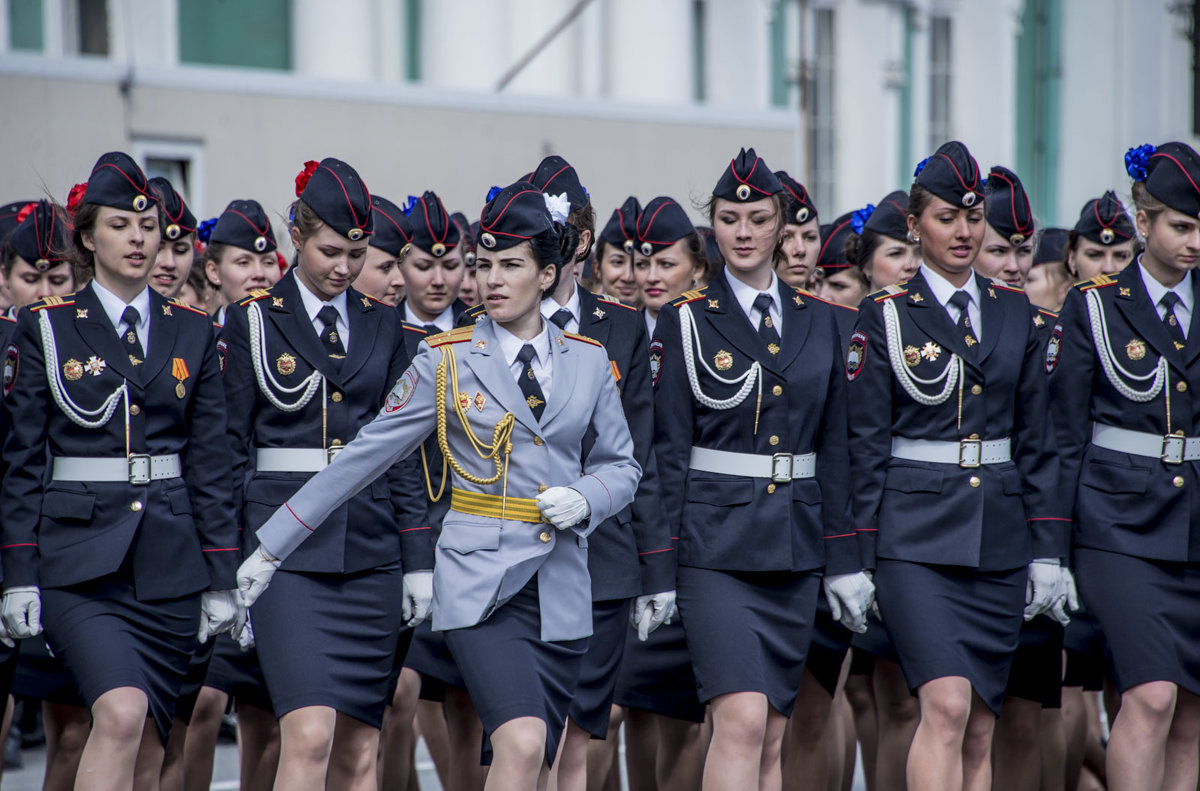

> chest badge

[
  {"left": 172, "top": 357, "right": 190, "bottom": 399},
  {"left": 767, "top": 343, "right": 780, "bottom": 355},
  {"left": 473, "top": 392, "right": 486, "bottom": 412},
  {"left": 458, "top": 390, "right": 471, "bottom": 410},
  {"left": 909, "top": 292, "right": 924, "bottom": 303},
  {"left": 272, "top": 297, "right": 284, "bottom": 308},
  {"left": 921, "top": 342, "right": 941, "bottom": 362},
  {"left": 1119, "top": 287, "right": 1132, "bottom": 297},
  {"left": 75, "top": 308, "right": 88, "bottom": 319},
  {"left": 593, "top": 307, "right": 605, "bottom": 319},
  {"left": 84, "top": 356, "right": 106, "bottom": 376},
  {"left": 162, "top": 305, "right": 172, "bottom": 317},
  {"left": 1126, "top": 339, "right": 1147, "bottom": 361},
  {"left": 276, "top": 353, "right": 297, "bottom": 376},
  {"left": 714, "top": 350, "right": 733, "bottom": 371},
  {"left": 903, "top": 345, "right": 921, "bottom": 367},
  {"left": 62, "top": 358, "right": 83, "bottom": 381},
  {"left": 707, "top": 299, "right": 720, "bottom": 309}
]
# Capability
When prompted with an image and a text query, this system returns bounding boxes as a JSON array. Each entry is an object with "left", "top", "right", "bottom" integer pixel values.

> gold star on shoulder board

[
  {"left": 910, "top": 293, "right": 924, "bottom": 303},
  {"left": 75, "top": 308, "right": 88, "bottom": 319},
  {"left": 272, "top": 297, "right": 284, "bottom": 308},
  {"left": 707, "top": 299, "right": 719, "bottom": 309},
  {"left": 162, "top": 305, "right": 172, "bottom": 316},
  {"left": 593, "top": 306, "right": 605, "bottom": 319}
]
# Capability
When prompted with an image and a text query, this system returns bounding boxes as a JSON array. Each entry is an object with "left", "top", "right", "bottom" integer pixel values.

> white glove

[
  {"left": 1047, "top": 566, "right": 1080, "bottom": 626},
  {"left": 631, "top": 591, "right": 677, "bottom": 642},
  {"left": 198, "top": 589, "right": 245, "bottom": 644},
  {"left": 1, "top": 586, "right": 42, "bottom": 639},
  {"left": 237, "top": 545, "right": 281, "bottom": 608},
  {"left": 236, "top": 615, "right": 256, "bottom": 651},
  {"left": 401, "top": 570, "right": 434, "bottom": 627},
  {"left": 1024, "top": 558, "right": 1061, "bottom": 621},
  {"left": 823, "top": 572, "right": 875, "bottom": 634},
  {"left": 535, "top": 487, "right": 590, "bottom": 530}
]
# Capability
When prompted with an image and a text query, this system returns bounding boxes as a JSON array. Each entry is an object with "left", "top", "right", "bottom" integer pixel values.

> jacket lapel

[
  {"left": 576, "top": 289, "right": 613, "bottom": 347},
  {"left": 72, "top": 284, "right": 141, "bottom": 383},
  {"left": 704, "top": 274, "right": 768, "bottom": 366},
  {"left": 463, "top": 319, "right": 543, "bottom": 436},
  {"left": 902, "top": 270, "right": 976, "bottom": 366},
  {"left": 1183, "top": 272, "right": 1200, "bottom": 366},
  {"left": 1113, "top": 265, "right": 1183, "bottom": 367},
  {"left": 141, "top": 289, "right": 178, "bottom": 384},
  {"left": 539, "top": 323, "right": 577, "bottom": 426},
  {"left": 338, "top": 288, "right": 382, "bottom": 382},
  {"left": 976, "top": 275, "right": 1008, "bottom": 363},
  {"left": 268, "top": 274, "right": 345, "bottom": 382},
  {"left": 775, "top": 281, "right": 811, "bottom": 373}
]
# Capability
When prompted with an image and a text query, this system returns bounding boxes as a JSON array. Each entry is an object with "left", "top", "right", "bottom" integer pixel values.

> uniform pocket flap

[
  {"left": 439, "top": 522, "right": 501, "bottom": 554},
  {"left": 883, "top": 465, "right": 945, "bottom": 494},
  {"left": 165, "top": 484, "right": 192, "bottom": 515},
  {"left": 791, "top": 479, "right": 824, "bottom": 505},
  {"left": 999, "top": 467, "right": 1023, "bottom": 496},
  {"left": 1080, "top": 459, "right": 1149, "bottom": 495},
  {"left": 685, "top": 475, "right": 755, "bottom": 507},
  {"left": 42, "top": 490, "right": 96, "bottom": 521},
  {"left": 371, "top": 478, "right": 391, "bottom": 500}
]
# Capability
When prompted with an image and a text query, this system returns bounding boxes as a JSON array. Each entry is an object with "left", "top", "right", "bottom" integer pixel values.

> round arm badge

[
  {"left": 846, "top": 331, "right": 867, "bottom": 381},
  {"left": 1045, "top": 323, "right": 1063, "bottom": 373},
  {"left": 2, "top": 344, "right": 17, "bottom": 396}
]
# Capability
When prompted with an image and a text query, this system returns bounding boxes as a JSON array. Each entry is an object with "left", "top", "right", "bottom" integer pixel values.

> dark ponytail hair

[{"left": 529, "top": 221, "right": 579, "bottom": 294}]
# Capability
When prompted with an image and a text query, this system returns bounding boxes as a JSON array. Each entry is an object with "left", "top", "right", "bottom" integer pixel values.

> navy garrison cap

[
  {"left": 84, "top": 152, "right": 157, "bottom": 213},
  {"left": 600, "top": 196, "right": 642, "bottom": 254},
  {"left": 296, "top": 157, "right": 373, "bottom": 241},
  {"left": 149, "top": 177, "right": 197, "bottom": 241},
  {"left": 9, "top": 200, "right": 70, "bottom": 271},
  {"left": 477, "top": 182, "right": 554, "bottom": 252},
  {"left": 714, "top": 148, "right": 782, "bottom": 203},
  {"left": 211, "top": 199, "right": 277, "bottom": 253},
  {"left": 1074, "top": 191, "right": 1135, "bottom": 246},
  {"left": 369, "top": 196, "right": 413, "bottom": 258},
  {"left": 635, "top": 197, "right": 695, "bottom": 257},
  {"left": 914, "top": 141, "right": 983, "bottom": 209},
  {"left": 984, "top": 166, "right": 1036, "bottom": 245},
  {"left": 775, "top": 171, "right": 818, "bottom": 225}
]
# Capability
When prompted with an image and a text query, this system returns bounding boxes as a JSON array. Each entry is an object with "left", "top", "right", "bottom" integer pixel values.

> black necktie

[
  {"left": 317, "top": 305, "right": 345, "bottom": 368},
  {"left": 515, "top": 344, "right": 546, "bottom": 421},
  {"left": 949, "top": 290, "right": 978, "bottom": 357},
  {"left": 121, "top": 306, "right": 144, "bottom": 364},
  {"left": 550, "top": 308, "right": 573, "bottom": 330},
  {"left": 753, "top": 293, "right": 781, "bottom": 355},
  {"left": 1162, "top": 292, "right": 1186, "bottom": 349}
]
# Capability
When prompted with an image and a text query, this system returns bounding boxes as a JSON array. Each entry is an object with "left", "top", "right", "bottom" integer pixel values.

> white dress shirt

[
  {"left": 494, "top": 322, "right": 554, "bottom": 394},
  {"left": 92, "top": 280, "right": 152, "bottom": 354},
  {"left": 404, "top": 302, "right": 456, "bottom": 333},
  {"left": 1138, "top": 260, "right": 1193, "bottom": 338},
  {"left": 724, "top": 268, "right": 784, "bottom": 335},
  {"left": 296, "top": 278, "right": 350, "bottom": 349},
  {"left": 921, "top": 263, "right": 983, "bottom": 340},
  {"left": 541, "top": 287, "right": 582, "bottom": 334}
]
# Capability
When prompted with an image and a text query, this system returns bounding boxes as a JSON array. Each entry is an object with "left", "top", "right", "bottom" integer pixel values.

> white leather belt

[
  {"left": 256, "top": 447, "right": 344, "bottom": 473},
  {"left": 688, "top": 446, "right": 816, "bottom": 483},
  {"left": 890, "top": 437, "right": 1011, "bottom": 468},
  {"left": 52, "top": 454, "right": 182, "bottom": 485},
  {"left": 1091, "top": 423, "right": 1200, "bottom": 465}
]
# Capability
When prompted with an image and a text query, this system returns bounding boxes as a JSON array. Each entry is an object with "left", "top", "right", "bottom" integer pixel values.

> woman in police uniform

[
  {"left": 200, "top": 200, "right": 279, "bottom": 326},
  {"left": 0, "top": 152, "right": 242, "bottom": 791},
  {"left": 651, "top": 148, "right": 870, "bottom": 791},
  {"left": 846, "top": 141, "right": 1064, "bottom": 791},
  {"left": 238, "top": 180, "right": 640, "bottom": 791},
  {"left": 219, "top": 158, "right": 431, "bottom": 791},
  {"left": 1051, "top": 142, "right": 1200, "bottom": 791},
  {"left": 396, "top": 191, "right": 468, "bottom": 334},
  {"left": 773, "top": 171, "right": 821, "bottom": 290}
]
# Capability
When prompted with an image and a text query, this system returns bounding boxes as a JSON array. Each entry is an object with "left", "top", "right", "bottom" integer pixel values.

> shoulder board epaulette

[
  {"left": 671, "top": 289, "right": 706, "bottom": 307},
  {"left": 29, "top": 295, "right": 76, "bottom": 311},
  {"left": 1037, "top": 308, "right": 1058, "bottom": 320},
  {"left": 426, "top": 326, "right": 474, "bottom": 347},
  {"left": 563, "top": 331, "right": 602, "bottom": 348},
  {"left": 212, "top": 321, "right": 222, "bottom": 330},
  {"left": 871, "top": 284, "right": 907, "bottom": 303},
  {"left": 596, "top": 295, "right": 637, "bottom": 311},
  {"left": 797, "top": 288, "right": 858, "bottom": 312},
  {"left": 990, "top": 278, "right": 1024, "bottom": 294},
  {"left": 464, "top": 303, "right": 486, "bottom": 317},
  {"left": 0, "top": 314, "right": 15, "bottom": 324},
  {"left": 238, "top": 289, "right": 272, "bottom": 306},
  {"left": 402, "top": 322, "right": 428, "bottom": 335},
  {"left": 1078, "top": 274, "right": 1116, "bottom": 292},
  {"left": 169, "top": 298, "right": 208, "bottom": 316}
]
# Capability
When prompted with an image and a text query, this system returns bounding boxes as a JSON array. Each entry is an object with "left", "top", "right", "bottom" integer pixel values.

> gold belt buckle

[{"left": 128, "top": 453, "right": 152, "bottom": 485}]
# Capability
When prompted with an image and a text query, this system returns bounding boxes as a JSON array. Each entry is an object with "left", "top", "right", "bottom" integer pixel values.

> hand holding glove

[
  {"left": 237, "top": 545, "right": 281, "bottom": 609},
  {"left": 402, "top": 570, "right": 434, "bottom": 628},
  {"left": 631, "top": 590, "right": 677, "bottom": 642},
  {"left": 1047, "top": 567, "right": 1080, "bottom": 626},
  {"left": 199, "top": 589, "right": 245, "bottom": 644},
  {"left": 823, "top": 572, "right": 875, "bottom": 634},
  {"left": 536, "top": 487, "right": 590, "bottom": 530},
  {"left": 1024, "top": 558, "right": 1061, "bottom": 621},
  {"left": 1, "top": 586, "right": 42, "bottom": 640}
]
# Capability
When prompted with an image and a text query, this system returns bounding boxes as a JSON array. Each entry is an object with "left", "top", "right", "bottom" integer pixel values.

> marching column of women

[{"left": 0, "top": 139, "right": 1198, "bottom": 791}]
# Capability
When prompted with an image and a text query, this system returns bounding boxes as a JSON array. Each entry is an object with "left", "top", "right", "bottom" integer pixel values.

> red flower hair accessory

[
  {"left": 15, "top": 202, "right": 36, "bottom": 225},
  {"left": 295, "top": 160, "right": 319, "bottom": 197},
  {"left": 66, "top": 183, "right": 88, "bottom": 216}
]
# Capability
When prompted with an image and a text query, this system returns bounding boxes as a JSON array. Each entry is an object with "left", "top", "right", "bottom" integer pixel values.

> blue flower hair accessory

[
  {"left": 979, "top": 177, "right": 988, "bottom": 191},
  {"left": 1125, "top": 143, "right": 1156, "bottom": 182},
  {"left": 197, "top": 217, "right": 217, "bottom": 244},
  {"left": 402, "top": 195, "right": 419, "bottom": 216},
  {"left": 851, "top": 204, "right": 876, "bottom": 235},
  {"left": 485, "top": 185, "right": 503, "bottom": 204},
  {"left": 913, "top": 158, "right": 929, "bottom": 177}
]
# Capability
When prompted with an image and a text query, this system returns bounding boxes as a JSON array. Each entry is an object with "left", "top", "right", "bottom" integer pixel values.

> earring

[{"left": 907, "top": 231, "right": 920, "bottom": 243}]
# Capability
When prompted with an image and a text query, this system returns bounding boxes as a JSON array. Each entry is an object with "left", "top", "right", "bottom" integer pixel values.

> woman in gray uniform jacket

[{"left": 237, "top": 180, "right": 640, "bottom": 791}]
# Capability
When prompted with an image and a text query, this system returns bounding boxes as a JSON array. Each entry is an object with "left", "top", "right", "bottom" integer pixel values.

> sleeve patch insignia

[
  {"left": 649, "top": 339, "right": 664, "bottom": 387},
  {"left": 2, "top": 344, "right": 18, "bottom": 396},
  {"left": 1045, "top": 323, "right": 1063, "bottom": 373},
  {"left": 846, "top": 331, "right": 867, "bottom": 381},
  {"left": 385, "top": 368, "right": 419, "bottom": 413}
]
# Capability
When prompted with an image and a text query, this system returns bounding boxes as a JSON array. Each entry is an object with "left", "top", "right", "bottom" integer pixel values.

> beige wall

[{"left": 0, "top": 58, "right": 798, "bottom": 249}]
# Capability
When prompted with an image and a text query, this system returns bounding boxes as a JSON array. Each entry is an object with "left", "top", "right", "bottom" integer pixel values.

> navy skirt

[
  {"left": 42, "top": 575, "right": 200, "bottom": 742},
  {"left": 1062, "top": 609, "right": 1108, "bottom": 691},
  {"left": 1075, "top": 547, "right": 1200, "bottom": 696},
  {"left": 568, "top": 597, "right": 629, "bottom": 738},
  {"left": 874, "top": 560, "right": 1025, "bottom": 714},
  {"left": 443, "top": 578, "right": 587, "bottom": 767},
  {"left": 676, "top": 566, "right": 819, "bottom": 717},
  {"left": 850, "top": 616, "right": 900, "bottom": 664},
  {"left": 404, "top": 621, "right": 467, "bottom": 701},
  {"left": 253, "top": 562, "right": 405, "bottom": 728},
  {"left": 1004, "top": 616, "right": 1064, "bottom": 708},
  {"left": 613, "top": 615, "right": 706, "bottom": 724},
  {"left": 11, "top": 635, "right": 83, "bottom": 705},
  {"left": 805, "top": 595, "right": 853, "bottom": 697},
  {"left": 174, "top": 639, "right": 217, "bottom": 723},
  {"left": 204, "top": 635, "right": 274, "bottom": 712}
]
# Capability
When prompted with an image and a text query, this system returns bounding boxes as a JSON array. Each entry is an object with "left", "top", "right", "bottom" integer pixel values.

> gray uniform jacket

[{"left": 256, "top": 317, "right": 641, "bottom": 641}]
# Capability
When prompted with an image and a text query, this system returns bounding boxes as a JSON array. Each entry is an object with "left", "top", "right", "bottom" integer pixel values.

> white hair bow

[{"left": 543, "top": 192, "right": 571, "bottom": 224}]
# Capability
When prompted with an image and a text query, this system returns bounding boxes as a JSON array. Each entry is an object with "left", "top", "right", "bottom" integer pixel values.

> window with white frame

[
  {"left": 131, "top": 139, "right": 206, "bottom": 219},
  {"left": 807, "top": 7, "right": 835, "bottom": 216},
  {"left": 929, "top": 15, "right": 952, "bottom": 150}
]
